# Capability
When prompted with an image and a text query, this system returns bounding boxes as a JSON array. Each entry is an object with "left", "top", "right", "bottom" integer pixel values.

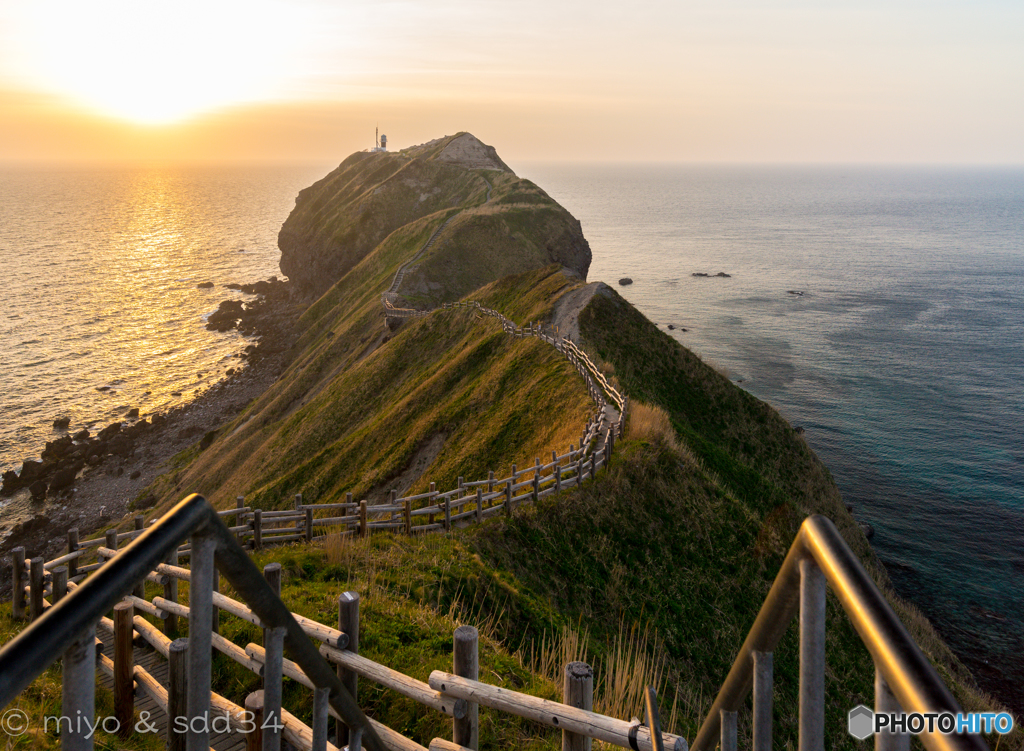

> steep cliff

[{"left": 279, "top": 133, "right": 591, "bottom": 300}]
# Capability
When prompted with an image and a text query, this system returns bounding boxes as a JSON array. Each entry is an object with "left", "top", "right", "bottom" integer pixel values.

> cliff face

[{"left": 279, "top": 133, "right": 591, "bottom": 299}]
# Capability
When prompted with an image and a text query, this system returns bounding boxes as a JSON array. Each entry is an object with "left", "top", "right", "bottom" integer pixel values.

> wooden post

[
  {"left": 114, "top": 600, "right": 135, "bottom": 736},
  {"left": 405, "top": 499, "right": 412, "bottom": 534},
  {"left": 344, "top": 491, "right": 353, "bottom": 525},
  {"left": 295, "top": 492, "right": 304, "bottom": 535},
  {"left": 305, "top": 507, "right": 314, "bottom": 542},
  {"left": 562, "top": 662, "right": 593, "bottom": 751},
  {"left": 67, "top": 528, "right": 80, "bottom": 579},
  {"left": 169, "top": 638, "right": 188, "bottom": 751},
  {"left": 131, "top": 517, "right": 146, "bottom": 599},
  {"left": 63, "top": 623, "right": 97, "bottom": 751},
  {"left": 263, "top": 562, "right": 281, "bottom": 646},
  {"left": 263, "top": 626, "right": 286, "bottom": 751},
  {"left": 337, "top": 592, "right": 361, "bottom": 751},
  {"left": 212, "top": 572, "right": 220, "bottom": 636},
  {"left": 444, "top": 495, "right": 452, "bottom": 532},
  {"left": 390, "top": 489, "right": 398, "bottom": 526},
  {"left": 458, "top": 476, "right": 464, "bottom": 501},
  {"left": 164, "top": 548, "right": 179, "bottom": 637},
  {"left": 359, "top": 500, "right": 368, "bottom": 538},
  {"left": 253, "top": 509, "right": 263, "bottom": 550},
  {"left": 11, "top": 547, "right": 26, "bottom": 620},
  {"left": 590, "top": 455, "right": 596, "bottom": 481},
  {"left": 488, "top": 470, "right": 494, "bottom": 494},
  {"left": 476, "top": 488, "right": 483, "bottom": 523},
  {"left": 453, "top": 626, "right": 479, "bottom": 750},
  {"left": 535, "top": 457, "right": 541, "bottom": 482},
  {"left": 312, "top": 686, "right": 330, "bottom": 751},
  {"left": 105, "top": 528, "right": 118, "bottom": 559},
  {"left": 576, "top": 456, "right": 583, "bottom": 487},
  {"left": 511, "top": 464, "right": 517, "bottom": 485},
  {"left": 29, "top": 557, "right": 44, "bottom": 620},
  {"left": 555, "top": 464, "right": 562, "bottom": 493},
  {"left": 187, "top": 531, "right": 216, "bottom": 751},
  {"left": 505, "top": 481, "right": 512, "bottom": 516},
  {"left": 532, "top": 473, "right": 539, "bottom": 503},
  {"left": 52, "top": 565, "right": 68, "bottom": 603},
  {"left": 245, "top": 690, "right": 264, "bottom": 751}
]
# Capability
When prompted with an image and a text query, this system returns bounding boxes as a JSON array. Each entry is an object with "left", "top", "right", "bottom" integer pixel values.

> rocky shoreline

[{"left": 0, "top": 278, "right": 304, "bottom": 597}]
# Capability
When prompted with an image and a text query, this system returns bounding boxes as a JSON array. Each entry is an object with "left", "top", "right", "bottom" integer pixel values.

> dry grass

[
  {"left": 517, "top": 621, "right": 681, "bottom": 738},
  {"left": 626, "top": 402, "right": 697, "bottom": 467}
]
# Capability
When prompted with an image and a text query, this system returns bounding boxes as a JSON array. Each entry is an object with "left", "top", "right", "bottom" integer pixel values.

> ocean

[
  {"left": 2, "top": 161, "right": 1022, "bottom": 707},
  {"left": 520, "top": 162, "right": 1024, "bottom": 708}
]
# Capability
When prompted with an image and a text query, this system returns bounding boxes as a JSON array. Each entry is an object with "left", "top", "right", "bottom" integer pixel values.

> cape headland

[{"left": 2, "top": 134, "right": 1017, "bottom": 748}]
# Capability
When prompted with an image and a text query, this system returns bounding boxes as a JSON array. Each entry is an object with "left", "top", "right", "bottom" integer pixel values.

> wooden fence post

[
  {"left": 114, "top": 600, "right": 134, "bottom": 736},
  {"left": 429, "top": 483, "right": 436, "bottom": 526},
  {"left": 532, "top": 473, "right": 539, "bottom": 503},
  {"left": 11, "top": 547, "right": 26, "bottom": 620},
  {"left": 338, "top": 592, "right": 361, "bottom": 751},
  {"left": 133, "top": 516, "right": 146, "bottom": 599},
  {"left": 577, "top": 456, "right": 583, "bottom": 487},
  {"left": 253, "top": 509, "right": 263, "bottom": 550},
  {"left": 312, "top": 686, "right": 330, "bottom": 751},
  {"left": 169, "top": 638, "right": 188, "bottom": 751},
  {"left": 505, "top": 481, "right": 512, "bottom": 516},
  {"left": 476, "top": 488, "right": 483, "bottom": 523},
  {"left": 212, "top": 571, "right": 220, "bottom": 636},
  {"left": 63, "top": 623, "right": 97, "bottom": 751},
  {"left": 264, "top": 626, "right": 286, "bottom": 751},
  {"left": 444, "top": 495, "right": 452, "bottom": 532},
  {"left": 488, "top": 471, "right": 494, "bottom": 494},
  {"left": 306, "top": 507, "right": 314, "bottom": 542},
  {"left": 454, "top": 626, "right": 479, "bottom": 749},
  {"left": 556, "top": 464, "right": 562, "bottom": 493},
  {"left": 344, "top": 491, "right": 353, "bottom": 525},
  {"left": 391, "top": 490, "right": 398, "bottom": 526},
  {"left": 29, "top": 557, "right": 44, "bottom": 621},
  {"left": 359, "top": 500, "right": 368, "bottom": 538},
  {"left": 295, "top": 493, "right": 304, "bottom": 536},
  {"left": 105, "top": 528, "right": 118, "bottom": 555},
  {"left": 67, "top": 529, "right": 79, "bottom": 580},
  {"left": 245, "top": 690, "right": 264, "bottom": 751},
  {"left": 163, "top": 548, "right": 179, "bottom": 637},
  {"left": 52, "top": 565, "right": 67, "bottom": 603},
  {"left": 511, "top": 464, "right": 518, "bottom": 485},
  {"left": 563, "top": 662, "right": 594, "bottom": 751},
  {"left": 405, "top": 499, "right": 412, "bottom": 534}
]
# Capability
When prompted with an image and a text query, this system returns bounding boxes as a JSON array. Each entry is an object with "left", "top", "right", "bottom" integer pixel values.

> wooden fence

[
  {"left": 14, "top": 535, "right": 685, "bottom": 751},
  {"left": 11, "top": 299, "right": 627, "bottom": 601}
]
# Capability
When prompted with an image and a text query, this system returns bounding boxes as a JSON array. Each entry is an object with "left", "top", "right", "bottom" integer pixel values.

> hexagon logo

[{"left": 848, "top": 705, "right": 875, "bottom": 740}]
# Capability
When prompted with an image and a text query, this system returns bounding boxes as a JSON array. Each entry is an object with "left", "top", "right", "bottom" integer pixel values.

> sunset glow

[
  {"left": 0, "top": 0, "right": 1021, "bottom": 163},
  {"left": 8, "top": 0, "right": 307, "bottom": 124}
]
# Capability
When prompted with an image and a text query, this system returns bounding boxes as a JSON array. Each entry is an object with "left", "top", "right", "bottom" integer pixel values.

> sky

[{"left": 0, "top": 0, "right": 1021, "bottom": 165}]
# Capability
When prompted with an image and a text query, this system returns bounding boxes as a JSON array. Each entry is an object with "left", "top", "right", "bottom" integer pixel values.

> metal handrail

[
  {"left": 0, "top": 493, "right": 386, "bottom": 751},
  {"left": 691, "top": 514, "right": 988, "bottom": 751}
]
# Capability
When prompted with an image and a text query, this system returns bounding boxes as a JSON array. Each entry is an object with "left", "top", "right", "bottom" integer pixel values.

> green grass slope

[{"left": 147, "top": 267, "right": 594, "bottom": 513}]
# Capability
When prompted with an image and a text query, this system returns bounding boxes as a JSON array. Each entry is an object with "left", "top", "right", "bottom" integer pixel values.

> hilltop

[{"left": 279, "top": 133, "right": 590, "bottom": 301}]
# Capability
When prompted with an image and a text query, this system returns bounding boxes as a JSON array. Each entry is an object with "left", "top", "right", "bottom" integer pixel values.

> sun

[{"left": 14, "top": 1, "right": 304, "bottom": 124}]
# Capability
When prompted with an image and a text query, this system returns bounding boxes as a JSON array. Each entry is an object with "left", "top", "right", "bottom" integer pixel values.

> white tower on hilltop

[{"left": 372, "top": 126, "right": 388, "bottom": 152}]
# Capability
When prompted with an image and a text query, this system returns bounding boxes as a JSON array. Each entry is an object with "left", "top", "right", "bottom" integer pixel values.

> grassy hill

[{"left": 4, "top": 138, "right": 1015, "bottom": 750}]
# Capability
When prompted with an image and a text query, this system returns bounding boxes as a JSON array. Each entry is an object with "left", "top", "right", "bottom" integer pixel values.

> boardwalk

[{"left": 97, "top": 632, "right": 247, "bottom": 751}]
